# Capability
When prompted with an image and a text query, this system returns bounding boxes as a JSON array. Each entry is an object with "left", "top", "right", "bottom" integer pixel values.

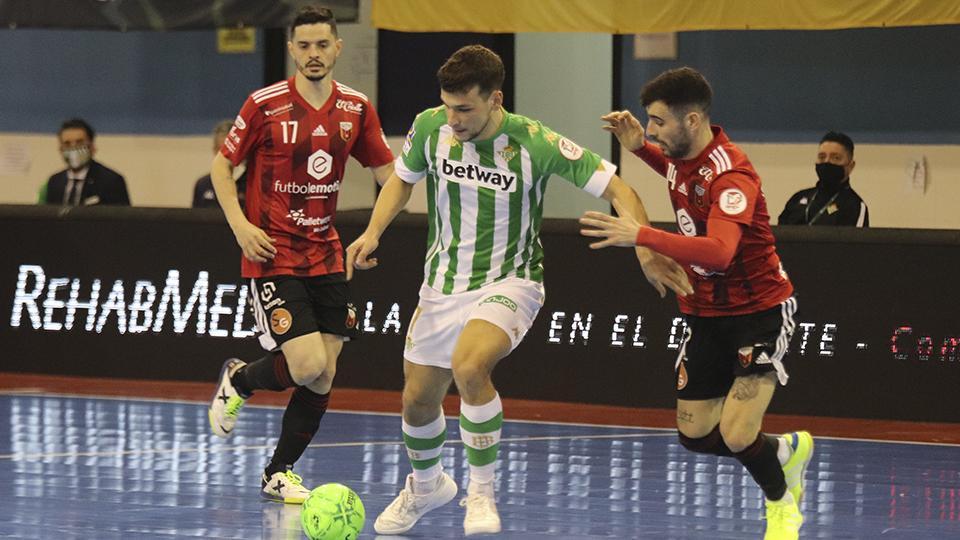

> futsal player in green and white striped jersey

[{"left": 346, "top": 45, "right": 692, "bottom": 537}]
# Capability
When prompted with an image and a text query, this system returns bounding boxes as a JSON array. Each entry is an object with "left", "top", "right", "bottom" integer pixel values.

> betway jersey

[
  {"left": 222, "top": 77, "right": 394, "bottom": 278},
  {"left": 396, "top": 108, "right": 615, "bottom": 294},
  {"left": 634, "top": 126, "right": 793, "bottom": 316}
]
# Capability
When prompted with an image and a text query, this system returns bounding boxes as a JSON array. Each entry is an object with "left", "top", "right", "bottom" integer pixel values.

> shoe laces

[
  {"left": 460, "top": 492, "right": 496, "bottom": 516},
  {"left": 225, "top": 395, "right": 245, "bottom": 418},
  {"left": 389, "top": 488, "right": 416, "bottom": 516},
  {"left": 766, "top": 498, "right": 801, "bottom": 529}
]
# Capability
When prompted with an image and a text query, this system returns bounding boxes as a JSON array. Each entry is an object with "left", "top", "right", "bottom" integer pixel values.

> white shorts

[{"left": 403, "top": 277, "right": 545, "bottom": 369}]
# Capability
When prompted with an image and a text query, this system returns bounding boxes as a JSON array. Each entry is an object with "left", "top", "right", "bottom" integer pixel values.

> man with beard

[
  {"left": 579, "top": 67, "right": 813, "bottom": 540},
  {"left": 206, "top": 4, "right": 394, "bottom": 503},
  {"left": 778, "top": 131, "right": 868, "bottom": 226}
]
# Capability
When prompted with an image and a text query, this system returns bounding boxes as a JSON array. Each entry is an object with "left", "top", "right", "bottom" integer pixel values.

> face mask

[
  {"left": 815, "top": 162, "right": 846, "bottom": 191},
  {"left": 62, "top": 146, "right": 91, "bottom": 170}
]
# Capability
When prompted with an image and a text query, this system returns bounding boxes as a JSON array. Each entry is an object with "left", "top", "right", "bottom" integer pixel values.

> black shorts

[
  {"left": 249, "top": 273, "right": 360, "bottom": 351},
  {"left": 675, "top": 297, "right": 797, "bottom": 400}
]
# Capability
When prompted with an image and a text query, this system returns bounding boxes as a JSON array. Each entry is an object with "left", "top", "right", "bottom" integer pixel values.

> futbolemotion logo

[
  {"left": 480, "top": 295, "right": 518, "bottom": 312},
  {"left": 439, "top": 158, "right": 517, "bottom": 193}
]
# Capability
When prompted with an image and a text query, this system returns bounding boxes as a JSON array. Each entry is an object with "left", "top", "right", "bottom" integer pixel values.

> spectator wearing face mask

[
  {"left": 39, "top": 118, "right": 131, "bottom": 206},
  {"left": 778, "top": 131, "right": 867, "bottom": 227}
]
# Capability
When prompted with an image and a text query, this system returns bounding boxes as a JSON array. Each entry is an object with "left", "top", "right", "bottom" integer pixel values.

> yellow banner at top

[{"left": 372, "top": 0, "right": 960, "bottom": 33}]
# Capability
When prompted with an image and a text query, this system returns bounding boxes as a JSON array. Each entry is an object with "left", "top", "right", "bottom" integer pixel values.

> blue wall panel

[
  {"left": 620, "top": 25, "right": 960, "bottom": 144},
  {"left": 0, "top": 29, "right": 264, "bottom": 135}
]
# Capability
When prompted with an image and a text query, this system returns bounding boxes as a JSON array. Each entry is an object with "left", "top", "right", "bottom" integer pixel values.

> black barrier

[{"left": 1, "top": 205, "right": 958, "bottom": 423}]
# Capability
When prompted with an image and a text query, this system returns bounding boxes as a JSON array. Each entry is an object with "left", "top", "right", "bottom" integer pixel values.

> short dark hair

[
  {"left": 820, "top": 131, "right": 854, "bottom": 158},
  {"left": 59, "top": 118, "right": 95, "bottom": 141},
  {"left": 640, "top": 67, "right": 713, "bottom": 117},
  {"left": 213, "top": 119, "right": 233, "bottom": 139},
  {"left": 437, "top": 45, "right": 505, "bottom": 96},
  {"left": 290, "top": 5, "right": 337, "bottom": 37}
]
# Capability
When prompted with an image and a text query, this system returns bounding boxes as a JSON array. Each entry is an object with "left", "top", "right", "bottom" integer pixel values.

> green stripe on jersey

[{"left": 399, "top": 109, "right": 610, "bottom": 294}]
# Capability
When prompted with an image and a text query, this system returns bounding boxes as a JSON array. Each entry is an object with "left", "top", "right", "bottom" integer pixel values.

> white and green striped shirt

[{"left": 395, "top": 107, "right": 615, "bottom": 294}]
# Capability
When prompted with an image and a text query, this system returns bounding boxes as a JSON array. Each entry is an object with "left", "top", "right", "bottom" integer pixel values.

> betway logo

[
  {"left": 274, "top": 180, "right": 341, "bottom": 195},
  {"left": 440, "top": 158, "right": 516, "bottom": 193}
]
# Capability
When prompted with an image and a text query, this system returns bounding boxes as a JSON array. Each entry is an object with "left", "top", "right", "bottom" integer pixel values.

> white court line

[
  {"left": 0, "top": 432, "right": 676, "bottom": 462},
  {"left": 2, "top": 390, "right": 959, "bottom": 448},
  {"left": 0, "top": 389, "right": 669, "bottom": 431}
]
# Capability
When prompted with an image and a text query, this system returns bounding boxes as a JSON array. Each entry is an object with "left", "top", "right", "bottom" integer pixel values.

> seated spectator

[
  {"left": 192, "top": 120, "right": 247, "bottom": 209},
  {"left": 778, "top": 131, "right": 868, "bottom": 227},
  {"left": 39, "top": 118, "right": 130, "bottom": 206}
]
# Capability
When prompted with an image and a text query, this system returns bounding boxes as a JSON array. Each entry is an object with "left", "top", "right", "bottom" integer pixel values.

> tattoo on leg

[
  {"left": 677, "top": 408, "right": 694, "bottom": 424},
  {"left": 731, "top": 376, "right": 760, "bottom": 401}
]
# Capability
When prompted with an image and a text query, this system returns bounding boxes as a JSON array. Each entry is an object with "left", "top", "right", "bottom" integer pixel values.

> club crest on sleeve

[
  {"left": 719, "top": 188, "right": 747, "bottom": 215},
  {"left": 558, "top": 137, "right": 583, "bottom": 160}
]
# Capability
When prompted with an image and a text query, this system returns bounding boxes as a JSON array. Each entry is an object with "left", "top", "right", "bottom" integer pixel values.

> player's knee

[
  {"left": 679, "top": 426, "right": 722, "bottom": 455},
  {"left": 451, "top": 360, "right": 491, "bottom": 392},
  {"left": 718, "top": 423, "right": 757, "bottom": 453},
  {"left": 401, "top": 386, "right": 441, "bottom": 422},
  {"left": 285, "top": 349, "right": 330, "bottom": 385}
]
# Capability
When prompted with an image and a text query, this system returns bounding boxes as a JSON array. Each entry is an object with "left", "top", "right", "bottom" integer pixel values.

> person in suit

[
  {"left": 192, "top": 119, "right": 246, "bottom": 209},
  {"left": 39, "top": 118, "right": 130, "bottom": 206}
]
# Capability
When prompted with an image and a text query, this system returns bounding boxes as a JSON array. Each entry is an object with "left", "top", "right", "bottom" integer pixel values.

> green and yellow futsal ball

[{"left": 300, "top": 483, "right": 365, "bottom": 540}]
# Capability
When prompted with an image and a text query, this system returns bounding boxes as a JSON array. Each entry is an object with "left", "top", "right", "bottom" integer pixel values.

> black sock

[
  {"left": 678, "top": 424, "right": 734, "bottom": 457},
  {"left": 265, "top": 387, "right": 330, "bottom": 476},
  {"left": 231, "top": 351, "right": 295, "bottom": 397},
  {"left": 733, "top": 433, "right": 787, "bottom": 501}
]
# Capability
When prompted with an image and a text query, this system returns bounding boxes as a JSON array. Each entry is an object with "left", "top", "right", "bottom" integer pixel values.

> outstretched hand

[
  {"left": 639, "top": 251, "right": 693, "bottom": 298},
  {"left": 580, "top": 200, "right": 694, "bottom": 298},
  {"left": 344, "top": 233, "right": 379, "bottom": 281},
  {"left": 579, "top": 199, "right": 643, "bottom": 249},
  {"left": 601, "top": 110, "right": 646, "bottom": 152}
]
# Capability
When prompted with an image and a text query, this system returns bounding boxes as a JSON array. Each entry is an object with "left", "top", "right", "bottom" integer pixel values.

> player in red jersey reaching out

[{"left": 580, "top": 67, "right": 813, "bottom": 540}]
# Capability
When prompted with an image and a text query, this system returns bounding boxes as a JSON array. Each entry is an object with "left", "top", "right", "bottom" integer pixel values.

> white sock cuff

[
  {"left": 402, "top": 411, "right": 446, "bottom": 439},
  {"left": 460, "top": 393, "right": 502, "bottom": 423}
]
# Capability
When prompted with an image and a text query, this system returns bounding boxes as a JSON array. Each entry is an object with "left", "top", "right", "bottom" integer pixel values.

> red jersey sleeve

[
  {"left": 220, "top": 97, "right": 264, "bottom": 167},
  {"left": 708, "top": 172, "right": 759, "bottom": 226},
  {"left": 350, "top": 103, "right": 394, "bottom": 168},
  {"left": 635, "top": 218, "right": 742, "bottom": 271},
  {"left": 631, "top": 140, "right": 669, "bottom": 177}
]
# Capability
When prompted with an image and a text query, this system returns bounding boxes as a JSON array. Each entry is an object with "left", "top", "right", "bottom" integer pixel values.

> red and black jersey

[
  {"left": 634, "top": 126, "right": 793, "bottom": 316},
  {"left": 222, "top": 77, "right": 394, "bottom": 278}
]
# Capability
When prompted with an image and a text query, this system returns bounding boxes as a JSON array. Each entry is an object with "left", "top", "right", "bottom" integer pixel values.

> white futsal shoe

[
  {"left": 208, "top": 358, "right": 246, "bottom": 438},
  {"left": 461, "top": 480, "right": 501, "bottom": 536},
  {"left": 374, "top": 472, "right": 458, "bottom": 534},
  {"left": 261, "top": 468, "right": 311, "bottom": 504}
]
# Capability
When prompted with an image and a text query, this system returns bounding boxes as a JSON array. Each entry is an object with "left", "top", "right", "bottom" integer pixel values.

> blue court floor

[{"left": 1, "top": 393, "right": 959, "bottom": 539}]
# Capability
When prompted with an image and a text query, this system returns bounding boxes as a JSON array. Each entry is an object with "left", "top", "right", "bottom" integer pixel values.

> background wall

[
  {"left": 621, "top": 142, "right": 960, "bottom": 229},
  {"left": 618, "top": 27, "right": 960, "bottom": 228},
  {"left": 515, "top": 32, "right": 615, "bottom": 219},
  {"left": 0, "top": 0, "right": 383, "bottom": 210},
  {"left": 0, "top": 5, "right": 957, "bottom": 228}
]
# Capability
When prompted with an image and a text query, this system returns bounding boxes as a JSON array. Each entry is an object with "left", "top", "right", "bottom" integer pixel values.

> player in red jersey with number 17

[
  {"left": 580, "top": 67, "right": 813, "bottom": 540},
  {"left": 206, "top": 5, "right": 394, "bottom": 504}
]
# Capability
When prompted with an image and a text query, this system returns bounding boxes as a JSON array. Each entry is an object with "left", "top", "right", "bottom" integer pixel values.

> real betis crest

[{"left": 498, "top": 145, "right": 517, "bottom": 162}]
